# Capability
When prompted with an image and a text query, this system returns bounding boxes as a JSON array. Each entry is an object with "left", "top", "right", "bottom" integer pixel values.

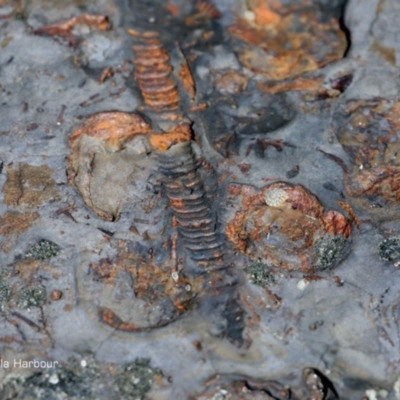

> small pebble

[
  {"left": 48, "top": 374, "right": 59, "bottom": 385},
  {"left": 297, "top": 279, "right": 309, "bottom": 290},
  {"left": 51, "top": 290, "right": 63, "bottom": 301}
]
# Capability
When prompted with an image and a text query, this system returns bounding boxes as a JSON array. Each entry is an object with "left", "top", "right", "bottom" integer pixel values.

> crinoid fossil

[
  {"left": 129, "top": 29, "right": 180, "bottom": 112},
  {"left": 71, "top": 29, "right": 249, "bottom": 347}
]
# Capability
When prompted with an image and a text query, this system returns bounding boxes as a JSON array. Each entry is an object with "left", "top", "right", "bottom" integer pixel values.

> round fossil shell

[
  {"left": 226, "top": 182, "right": 352, "bottom": 272},
  {"left": 67, "top": 111, "right": 154, "bottom": 221},
  {"left": 264, "top": 188, "right": 289, "bottom": 207}
]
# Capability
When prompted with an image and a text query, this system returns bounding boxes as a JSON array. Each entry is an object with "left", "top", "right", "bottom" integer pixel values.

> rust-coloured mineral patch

[
  {"left": 0, "top": 211, "right": 39, "bottom": 252},
  {"left": 3, "top": 163, "right": 60, "bottom": 208},
  {"left": 13, "top": 259, "right": 43, "bottom": 282},
  {"left": 0, "top": 211, "right": 39, "bottom": 236},
  {"left": 78, "top": 240, "right": 199, "bottom": 332},
  {"left": 34, "top": 13, "right": 110, "bottom": 46},
  {"left": 214, "top": 70, "right": 248, "bottom": 95},
  {"left": 185, "top": 0, "right": 221, "bottom": 27},
  {"left": 148, "top": 122, "right": 193, "bottom": 151},
  {"left": 258, "top": 75, "right": 325, "bottom": 95},
  {"left": 226, "top": 182, "right": 351, "bottom": 271},
  {"left": 50, "top": 290, "right": 63, "bottom": 301},
  {"left": 68, "top": 111, "right": 152, "bottom": 153},
  {"left": 333, "top": 99, "right": 400, "bottom": 217},
  {"left": 228, "top": 1, "right": 347, "bottom": 80},
  {"left": 179, "top": 58, "right": 196, "bottom": 102}
]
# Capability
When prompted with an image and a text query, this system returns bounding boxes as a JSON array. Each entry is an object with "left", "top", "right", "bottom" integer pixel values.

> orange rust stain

[
  {"left": 149, "top": 132, "right": 190, "bottom": 151},
  {"left": 115, "top": 243, "right": 198, "bottom": 304},
  {"left": 304, "top": 274, "right": 323, "bottom": 283},
  {"left": 166, "top": 2, "right": 180, "bottom": 16},
  {"left": 229, "top": 20, "right": 264, "bottom": 45},
  {"left": 89, "top": 259, "right": 119, "bottom": 286},
  {"left": 99, "top": 67, "right": 114, "bottom": 84},
  {"left": 336, "top": 100, "right": 400, "bottom": 209},
  {"left": 34, "top": 13, "right": 110, "bottom": 45},
  {"left": 128, "top": 28, "right": 156, "bottom": 38},
  {"left": 172, "top": 216, "right": 179, "bottom": 228},
  {"left": 227, "top": 183, "right": 243, "bottom": 196},
  {"left": 99, "top": 307, "right": 140, "bottom": 331},
  {"left": 69, "top": 112, "right": 152, "bottom": 149},
  {"left": 253, "top": 4, "right": 281, "bottom": 26},
  {"left": 226, "top": 211, "right": 248, "bottom": 253},
  {"left": 185, "top": 0, "right": 221, "bottom": 27},
  {"left": 196, "top": 0, "right": 221, "bottom": 19},
  {"left": 179, "top": 60, "right": 196, "bottom": 102},
  {"left": 258, "top": 75, "right": 324, "bottom": 94},
  {"left": 322, "top": 210, "right": 352, "bottom": 238},
  {"left": 170, "top": 198, "right": 185, "bottom": 208},
  {"left": 348, "top": 166, "right": 400, "bottom": 200},
  {"left": 228, "top": 4, "right": 346, "bottom": 81},
  {"left": 149, "top": 123, "right": 193, "bottom": 152},
  {"left": 338, "top": 200, "right": 360, "bottom": 229},
  {"left": 190, "top": 102, "right": 209, "bottom": 112}
]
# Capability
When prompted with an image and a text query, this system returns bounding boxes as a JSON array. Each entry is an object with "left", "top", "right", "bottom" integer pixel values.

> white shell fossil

[{"left": 264, "top": 188, "right": 289, "bottom": 207}]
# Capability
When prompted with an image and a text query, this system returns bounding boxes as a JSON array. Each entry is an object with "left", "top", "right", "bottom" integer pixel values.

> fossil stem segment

[
  {"left": 157, "top": 140, "right": 246, "bottom": 346},
  {"left": 129, "top": 29, "right": 180, "bottom": 112},
  {"left": 158, "top": 141, "right": 223, "bottom": 263}
]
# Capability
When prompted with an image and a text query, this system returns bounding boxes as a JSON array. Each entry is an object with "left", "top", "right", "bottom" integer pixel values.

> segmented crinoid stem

[
  {"left": 129, "top": 29, "right": 180, "bottom": 111},
  {"left": 264, "top": 187, "right": 289, "bottom": 207},
  {"left": 158, "top": 141, "right": 223, "bottom": 263},
  {"left": 127, "top": 27, "right": 247, "bottom": 345},
  {"left": 157, "top": 141, "right": 246, "bottom": 346}
]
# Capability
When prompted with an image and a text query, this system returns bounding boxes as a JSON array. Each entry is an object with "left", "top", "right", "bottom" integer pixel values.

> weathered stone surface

[{"left": 1, "top": 0, "right": 400, "bottom": 399}]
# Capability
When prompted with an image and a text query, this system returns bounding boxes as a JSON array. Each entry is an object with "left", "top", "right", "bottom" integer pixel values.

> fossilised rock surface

[{"left": 1, "top": 0, "right": 400, "bottom": 399}]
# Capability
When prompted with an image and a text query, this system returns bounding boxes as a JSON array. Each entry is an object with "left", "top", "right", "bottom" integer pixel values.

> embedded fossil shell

[
  {"left": 332, "top": 99, "right": 400, "bottom": 219},
  {"left": 227, "top": 182, "right": 352, "bottom": 271},
  {"left": 77, "top": 241, "right": 199, "bottom": 332},
  {"left": 264, "top": 187, "right": 288, "bottom": 207},
  {"left": 67, "top": 111, "right": 153, "bottom": 221}
]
